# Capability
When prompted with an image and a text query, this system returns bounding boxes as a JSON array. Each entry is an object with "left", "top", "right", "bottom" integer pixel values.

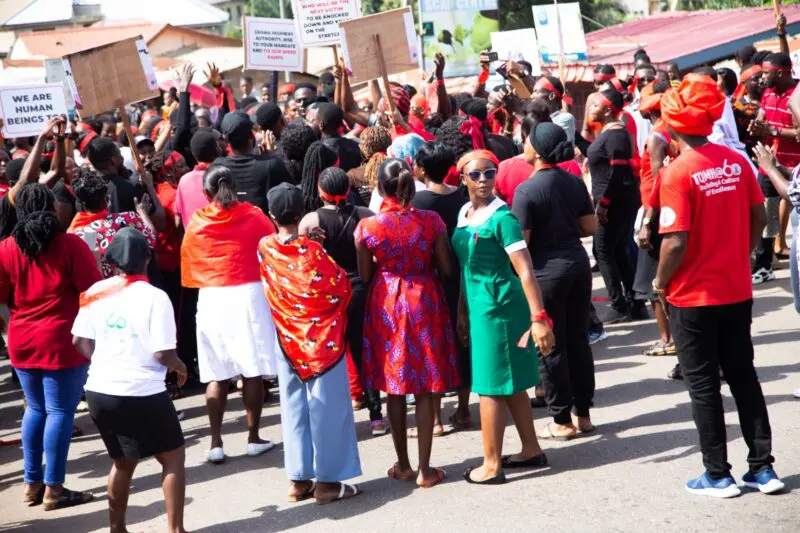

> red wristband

[
  {"left": 532, "top": 310, "right": 553, "bottom": 330},
  {"left": 600, "top": 197, "right": 611, "bottom": 207}
]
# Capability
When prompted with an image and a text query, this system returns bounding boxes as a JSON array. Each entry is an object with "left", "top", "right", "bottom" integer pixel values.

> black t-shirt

[
  {"left": 213, "top": 154, "right": 291, "bottom": 213},
  {"left": 103, "top": 173, "right": 144, "bottom": 214},
  {"left": 511, "top": 167, "right": 593, "bottom": 280},
  {"left": 587, "top": 127, "right": 637, "bottom": 204},
  {"left": 411, "top": 186, "right": 468, "bottom": 240},
  {"left": 322, "top": 136, "right": 362, "bottom": 173},
  {"left": 316, "top": 205, "right": 373, "bottom": 277},
  {"left": 487, "top": 134, "right": 519, "bottom": 162}
]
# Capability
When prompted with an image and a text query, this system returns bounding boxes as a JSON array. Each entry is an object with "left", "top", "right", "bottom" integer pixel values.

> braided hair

[
  {"left": 358, "top": 126, "right": 391, "bottom": 189},
  {"left": 276, "top": 122, "right": 319, "bottom": 185},
  {"left": 72, "top": 169, "right": 108, "bottom": 213},
  {"left": 12, "top": 184, "right": 61, "bottom": 261},
  {"left": 318, "top": 167, "right": 351, "bottom": 209},
  {"left": 300, "top": 141, "right": 338, "bottom": 212}
]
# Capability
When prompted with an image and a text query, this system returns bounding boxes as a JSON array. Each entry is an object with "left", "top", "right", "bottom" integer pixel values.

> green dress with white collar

[{"left": 451, "top": 198, "right": 540, "bottom": 396}]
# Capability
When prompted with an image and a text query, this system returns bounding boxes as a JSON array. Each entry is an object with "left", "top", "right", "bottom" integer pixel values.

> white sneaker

[
  {"left": 76, "top": 400, "right": 89, "bottom": 413},
  {"left": 206, "top": 447, "right": 225, "bottom": 464},
  {"left": 792, "top": 388, "right": 800, "bottom": 399},
  {"left": 246, "top": 441, "right": 275, "bottom": 457},
  {"left": 752, "top": 268, "right": 776, "bottom": 285}
]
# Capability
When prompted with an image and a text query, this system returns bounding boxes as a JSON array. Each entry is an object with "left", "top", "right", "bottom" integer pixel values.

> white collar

[{"left": 457, "top": 197, "right": 506, "bottom": 227}]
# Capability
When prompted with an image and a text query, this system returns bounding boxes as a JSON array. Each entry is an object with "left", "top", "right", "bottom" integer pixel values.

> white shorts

[{"left": 196, "top": 282, "right": 278, "bottom": 383}]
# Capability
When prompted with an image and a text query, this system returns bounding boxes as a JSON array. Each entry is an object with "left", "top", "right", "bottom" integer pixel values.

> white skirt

[{"left": 196, "top": 282, "right": 278, "bottom": 383}]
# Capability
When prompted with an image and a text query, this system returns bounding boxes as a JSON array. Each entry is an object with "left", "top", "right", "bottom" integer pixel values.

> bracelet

[
  {"left": 531, "top": 310, "right": 553, "bottom": 330},
  {"left": 599, "top": 197, "right": 611, "bottom": 207},
  {"left": 652, "top": 279, "right": 665, "bottom": 295}
]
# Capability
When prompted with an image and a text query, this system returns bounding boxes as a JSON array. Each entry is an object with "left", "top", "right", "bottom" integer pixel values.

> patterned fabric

[
  {"left": 70, "top": 212, "right": 156, "bottom": 279},
  {"left": 732, "top": 96, "right": 760, "bottom": 156},
  {"left": 353, "top": 198, "right": 460, "bottom": 394},
  {"left": 258, "top": 234, "right": 352, "bottom": 382}
]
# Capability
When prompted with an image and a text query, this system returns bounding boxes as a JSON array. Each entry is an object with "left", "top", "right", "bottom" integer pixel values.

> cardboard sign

[
  {"left": 490, "top": 29, "right": 542, "bottom": 76},
  {"left": 243, "top": 17, "right": 304, "bottom": 72},
  {"left": 339, "top": 7, "right": 418, "bottom": 84},
  {"left": 292, "top": 0, "right": 361, "bottom": 47},
  {"left": 0, "top": 84, "right": 68, "bottom": 138},
  {"left": 532, "top": 2, "right": 588, "bottom": 64},
  {"left": 63, "top": 37, "right": 159, "bottom": 116}
]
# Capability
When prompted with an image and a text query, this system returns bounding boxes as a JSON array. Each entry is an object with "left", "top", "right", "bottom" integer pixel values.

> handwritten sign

[
  {"left": 0, "top": 84, "right": 68, "bottom": 138},
  {"left": 244, "top": 17, "right": 304, "bottom": 72},
  {"left": 291, "top": 0, "right": 361, "bottom": 47}
]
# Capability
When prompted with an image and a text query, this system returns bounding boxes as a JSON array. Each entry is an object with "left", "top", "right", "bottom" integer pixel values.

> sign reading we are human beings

[
  {"left": 291, "top": 0, "right": 361, "bottom": 47},
  {"left": 244, "top": 17, "right": 304, "bottom": 72},
  {"left": 0, "top": 84, "right": 68, "bottom": 138}
]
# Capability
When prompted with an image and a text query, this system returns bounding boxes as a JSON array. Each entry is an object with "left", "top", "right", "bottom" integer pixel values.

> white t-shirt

[
  {"left": 72, "top": 279, "right": 177, "bottom": 397},
  {"left": 368, "top": 181, "right": 427, "bottom": 212}
]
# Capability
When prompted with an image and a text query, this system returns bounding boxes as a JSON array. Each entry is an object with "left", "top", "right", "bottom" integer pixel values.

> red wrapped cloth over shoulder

[
  {"left": 181, "top": 201, "right": 275, "bottom": 288},
  {"left": 258, "top": 234, "right": 352, "bottom": 382}
]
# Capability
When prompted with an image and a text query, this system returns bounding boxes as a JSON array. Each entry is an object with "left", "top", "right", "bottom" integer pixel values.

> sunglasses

[{"left": 466, "top": 169, "right": 498, "bottom": 181}]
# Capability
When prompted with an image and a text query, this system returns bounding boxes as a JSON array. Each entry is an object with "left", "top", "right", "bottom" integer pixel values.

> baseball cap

[
  {"left": 267, "top": 182, "right": 304, "bottom": 225},
  {"left": 220, "top": 111, "right": 253, "bottom": 140}
]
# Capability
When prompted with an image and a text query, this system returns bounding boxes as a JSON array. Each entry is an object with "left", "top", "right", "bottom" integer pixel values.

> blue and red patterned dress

[{"left": 354, "top": 197, "right": 460, "bottom": 395}]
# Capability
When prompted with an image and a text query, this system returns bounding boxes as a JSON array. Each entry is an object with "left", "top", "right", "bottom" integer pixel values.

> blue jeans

[
  {"left": 791, "top": 210, "right": 800, "bottom": 314},
  {"left": 15, "top": 365, "right": 88, "bottom": 485}
]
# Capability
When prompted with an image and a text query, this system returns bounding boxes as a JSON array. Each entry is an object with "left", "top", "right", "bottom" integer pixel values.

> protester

[
  {"left": 732, "top": 64, "right": 764, "bottom": 158},
  {"left": 451, "top": 150, "right": 553, "bottom": 484},
  {"left": 533, "top": 76, "right": 576, "bottom": 144},
  {"left": 72, "top": 227, "right": 188, "bottom": 533},
  {"left": 181, "top": 166, "right": 279, "bottom": 463},
  {"left": 368, "top": 134, "right": 427, "bottom": 211},
  {"left": 311, "top": 103, "right": 362, "bottom": 172},
  {"left": 276, "top": 122, "right": 318, "bottom": 186},
  {"left": 174, "top": 131, "right": 218, "bottom": 229},
  {"left": 259, "top": 182, "right": 362, "bottom": 504},
  {"left": 347, "top": 126, "right": 391, "bottom": 206},
  {"left": 1, "top": 183, "right": 102, "bottom": 510},
  {"left": 354, "top": 158, "right": 459, "bottom": 488},
  {"left": 300, "top": 141, "right": 339, "bottom": 212},
  {"left": 655, "top": 74, "right": 782, "bottom": 497}
]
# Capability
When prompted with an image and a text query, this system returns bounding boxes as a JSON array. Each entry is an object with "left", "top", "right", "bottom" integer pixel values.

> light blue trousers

[
  {"left": 791, "top": 210, "right": 800, "bottom": 314},
  {"left": 278, "top": 355, "right": 362, "bottom": 482}
]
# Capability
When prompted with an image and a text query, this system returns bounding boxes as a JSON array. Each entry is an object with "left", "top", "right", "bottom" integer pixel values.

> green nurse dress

[{"left": 451, "top": 198, "right": 539, "bottom": 396}]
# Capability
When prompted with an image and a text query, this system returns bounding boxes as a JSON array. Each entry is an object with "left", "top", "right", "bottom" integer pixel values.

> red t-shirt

[
  {"left": 760, "top": 83, "right": 800, "bottom": 169},
  {"left": 496, "top": 155, "right": 581, "bottom": 206},
  {"left": 621, "top": 110, "right": 641, "bottom": 177},
  {"left": 658, "top": 143, "right": 764, "bottom": 308},
  {"left": 640, "top": 121, "right": 675, "bottom": 208},
  {"left": 155, "top": 183, "right": 182, "bottom": 272},
  {"left": 0, "top": 232, "right": 102, "bottom": 369}
]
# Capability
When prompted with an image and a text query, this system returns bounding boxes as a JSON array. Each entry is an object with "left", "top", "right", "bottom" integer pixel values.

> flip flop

[
  {"left": 463, "top": 467, "right": 506, "bottom": 485},
  {"left": 43, "top": 488, "right": 94, "bottom": 511},
  {"left": 387, "top": 463, "right": 415, "bottom": 481},
  {"left": 407, "top": 425, "right": 446, "bottom": 438},
  {"left": 315, "top": 483, "right": 359, "bottom": 505},
  {"left": 287, "top": 480, "right": 316, "bottom": 503},
  {"left": 537, "top": 422, "right": 576, "bottom": 442},
  {"left": 501, "top": 453, "right": 548, "bottom": 469},
  {"left": 448, "top": 414, "right": 473, "bottom": 431},
  {"left": 417, "top": 467, "right": 446, "bottom": 489}
]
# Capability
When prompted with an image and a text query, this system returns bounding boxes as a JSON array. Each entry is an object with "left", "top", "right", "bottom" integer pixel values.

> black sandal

[
  {"left": 43, "top": 488, "right": 94, "bottom": 511},
  {"left": 501, "top": 453, "right": 548, "bottom": 469},
  {"left": 463, "top": 467, "right": 506, "bottom": 485}
]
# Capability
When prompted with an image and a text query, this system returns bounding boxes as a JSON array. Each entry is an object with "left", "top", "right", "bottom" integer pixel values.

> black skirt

[{"left": 86, "top": 390, "right": 184, "bottom": 460}]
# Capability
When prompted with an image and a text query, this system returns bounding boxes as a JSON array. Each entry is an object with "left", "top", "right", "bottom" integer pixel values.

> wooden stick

[
  {"left": 117, "top": 103, "right": 144, "bottom": 179},
  {"left": 373, "top": 34, "right": 396, "bottom": 114},
  {"left": 332, "top": 45, "right": 339, "bottom": 68},
  {"left": 774, "top": 0, "right": 782, "bottom": 17}
]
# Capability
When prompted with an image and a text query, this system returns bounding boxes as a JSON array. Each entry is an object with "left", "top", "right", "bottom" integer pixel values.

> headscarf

[
  {"left": 456, "top": 149, "right": 499, "bottom": 173},
  {"left": 529, "top": 123, "right": 575, "bottom": 164},
  {"left": 740, "top": 65, "right": 763, "bottom": 85},
  {"left": 388, "top": 134, "right": 425, "bottom": 166},
  {"left": 661, "top": 73, "right": 726, "bottom": 136}
]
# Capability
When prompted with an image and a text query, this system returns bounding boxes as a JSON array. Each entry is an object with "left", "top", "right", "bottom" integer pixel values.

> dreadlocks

[
  {"left": 277, "top": 122, "right": 319, "bottom": 185},
  {"left": 12, "top": 183, "right": 61, "bottom": 261},
  {"left": 300, "top": 141, "right": 338, "bottom": 213},
  {"left": 358, "top": 126, "right": 391, "bottom": 189}
]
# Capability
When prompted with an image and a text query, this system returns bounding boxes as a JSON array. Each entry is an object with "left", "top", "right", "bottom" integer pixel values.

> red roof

[
  {"left": 560, "top": 6, "right": 800, "bottom": 82},
  {"left": 14, "top": 23, "right": 167, "bottom": 59}
]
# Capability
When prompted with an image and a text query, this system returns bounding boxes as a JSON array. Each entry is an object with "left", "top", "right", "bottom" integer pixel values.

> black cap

[
  {"left": 221, "top": 111, "right": 253, "bottom": 140},
  {"left": 105, "top": 227, "right": 151, "bottom": 274},
  {"left": 267, "top": 182, "right": 304, "bottom": 225}
]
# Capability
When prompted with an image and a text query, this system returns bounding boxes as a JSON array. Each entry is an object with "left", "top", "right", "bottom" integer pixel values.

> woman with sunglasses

[{"left": 452, "top": 149, "right": 555, "bottom": 485}]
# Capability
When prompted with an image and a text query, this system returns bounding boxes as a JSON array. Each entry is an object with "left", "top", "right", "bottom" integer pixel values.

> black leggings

[
  {"left": 538, "top": 270, "right": 595, "bottom": 425},
  {"left": 593, "top": 189, "right": 639, "bottom": 312},
  {"left": 347, "top": 277, "right": 382, "bottom": 421}
]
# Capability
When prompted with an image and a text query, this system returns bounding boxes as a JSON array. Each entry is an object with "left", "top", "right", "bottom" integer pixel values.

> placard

[
  {"left": 532, "top": 2, "right": 588, "bottom": 64},
  {"left": 44, "top": 59, "right": 75, "bottom": 111},
  {"left": 135, "top": 39, "right": 159, "bottom": 91},
  {"left": 291, "top": 0, "right": 361, "bottom": 47},
  {"left": 0, "top": 84, "right": 68, "bottom": 138},
  {"left": 420, "top": 0, "right": 499, "bottom": 78},
  {"left": 490, "top": 29, "right": 542, "bottom": 76},
  {"left": 63, "top": 36, "right": 158, "bottom": 116},
  {"left": 339, "top": 7, "right": 418, "bottom": 84},
  {"left": 243, "top": 17, "right": 304, "bottom": 72}
]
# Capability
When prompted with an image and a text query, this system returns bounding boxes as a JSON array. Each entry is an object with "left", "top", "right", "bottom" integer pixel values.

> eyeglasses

[{"left": 466, "top": 169, "right": 498, "bottom": 181}]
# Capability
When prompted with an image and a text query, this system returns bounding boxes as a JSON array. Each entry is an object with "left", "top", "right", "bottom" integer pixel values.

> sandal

[
  {"left": 537, "top": 422, "right": 577, "bottom": 442},
  {"left": 448, "top": 414, "right": 473, "bottom": 431},
  {"left": 287, "top": 480, "right": 316, "bottom": 503},
  {"left": 417, "top": 467, "right": 446, "bottom": 489},
  {"left": 387, "top": 463, "right": 415, "bottom": 481},
  {"left": 43, "top": 488, "right": 94, "bottom": 511},
  {"left": 663, "top": 341, "right": 677, "bottom": 355},
  {"left": 23, "top": 484, "right": 45, "bottom": 506},
  {"left": 407, "top": 425, "right": 445, "bottom": 438},
  {"left": 644, "top": 340, "right": 668, "bottom": 356},
  {"left": 463, "top": 467, "right": 506, "bottom": 485},
  {"left": 315, "top": 483, "right": 359, "bottom": 505},
  {"left": 501, "top": 453, "right": 548, "bottom": 469}
]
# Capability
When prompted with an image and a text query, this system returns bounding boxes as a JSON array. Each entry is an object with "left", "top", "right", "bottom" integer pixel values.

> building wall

[{"left": 148, "top": 28, "right": 238, "bottom": 56}]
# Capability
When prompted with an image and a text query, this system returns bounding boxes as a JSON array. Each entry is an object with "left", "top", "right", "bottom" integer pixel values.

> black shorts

[{"left": 86, "top": 390, "right": 184, "bottom": 460}]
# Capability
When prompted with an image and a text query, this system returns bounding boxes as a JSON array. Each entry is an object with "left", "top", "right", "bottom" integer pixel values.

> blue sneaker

[
  {"left": 741, "top": 467, "right": 785, "bottom": 494},
  {"left": 588, "top": 330, "right": 609, "bottom": 345},
  {"left": 685, "top": 472, "right": 742, "bottom": 498}
]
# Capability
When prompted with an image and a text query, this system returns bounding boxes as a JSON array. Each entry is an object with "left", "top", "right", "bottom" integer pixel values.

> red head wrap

[
  {"left": 534, "top": 77, "right": 562, "bottom": 98},
  {"left": 740, "top": 65, "right": 763, "bottom": 85},
  {"left": 460, "top": 115, "right": 486, "bottom": 150},
  {"left": 456, "top": 149, "right": 499, "bottom": 173},
  {"left": 594, "top": 72, "right": 615, "bottom": 83},
  {"left": 638, "top": 82, "right": 663, "bottom": 114},
  {"left": 661, "top": 73, "right": 725, "bottom": 136}
]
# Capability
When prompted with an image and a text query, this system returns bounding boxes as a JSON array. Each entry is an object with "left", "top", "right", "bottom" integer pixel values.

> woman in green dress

[{"left": 452, "top": 149, "right": 555, "bottom": 485}]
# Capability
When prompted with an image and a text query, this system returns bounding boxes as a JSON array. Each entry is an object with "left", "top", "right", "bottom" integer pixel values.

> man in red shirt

[{"left": 653, "top": 75, "right": 782, "bottom": 498}]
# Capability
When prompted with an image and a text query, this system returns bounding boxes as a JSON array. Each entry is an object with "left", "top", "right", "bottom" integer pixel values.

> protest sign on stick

[
  {"left": 292, "top": 0, "right": 361, "bottom": 48},
  {"left": 339, "top": 7, "right": 419, "bottom": 84},
  {"left": 243, "top": 17, "right": 304, "bottom": 72},
  {"left": 0, "top": 84, "right": 68, "bottom": 138}
]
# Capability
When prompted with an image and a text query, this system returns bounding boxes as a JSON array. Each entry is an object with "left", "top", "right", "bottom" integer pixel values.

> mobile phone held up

[{"left": 486, "top": 51, "right": 499, "bottom": 62}]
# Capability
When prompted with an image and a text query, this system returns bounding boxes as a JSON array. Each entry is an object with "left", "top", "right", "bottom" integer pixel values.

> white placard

[
  {"left": 244, "top": 17, "right": 304, "bottom": 72},
  {"left": 0, "top": 84, "right": 68, "bottom": 138},
  {"left": 490, "top": 29, "right": 542, "bottom": 76},
  {"left": 292, "top": 0, "right": 361, "bottom": 47},
  {"left": 44, "top": 59, "right": 75, "bottom": 111},
  {"left": 532, "top": 2, "right": 587, "bottom": 64},
  {"left": 135, "top": 39, "right": 158, "bottom": 91}
]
